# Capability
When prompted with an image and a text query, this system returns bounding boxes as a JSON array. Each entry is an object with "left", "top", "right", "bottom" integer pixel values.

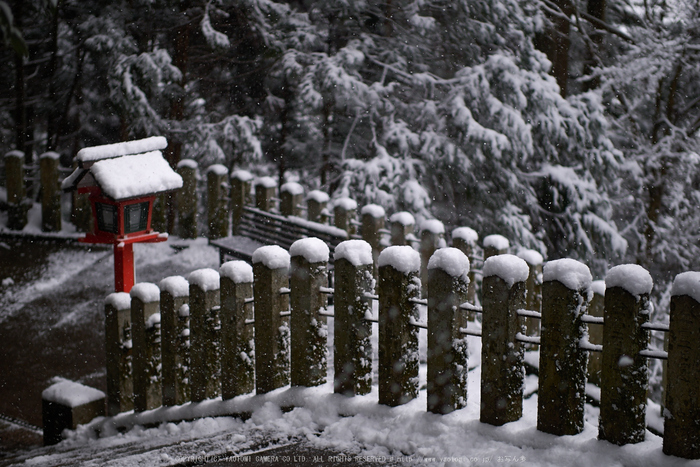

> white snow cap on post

[
  {"left": 188, "top": 268, "right": 221, "bottom": 292},
  {"left": 252, "top": 245, "right": 290, "bottom": 270},
  {"left": 42, "top": 380, "right": 105, "bottom": 408},
  {"left": 483, "top": 234, "right": 510, "bottom": 251},
  {"left": 390, "top": 211, "right": 415, "bottom": 226},
  {"left": 452, "top": 227, "right": 478, "bottom": 245},
  {"left": 517, "top": 249, "right": 544, "bottom": 266},
  {"left": 177, "top": 159, "right": 198, "bottom": 170},
  {"left": 605, "top": 264, "right": 653, "bottom": 298},
  {"left": 307, "top": 190, "right": 330, "bottom": 203},
  {"left": 290, "top": 237, "right": 330, "bottom": 263},
  {"left": 483, "top": 254, "right": 529, "bottom": 288},
  {"left": 428, "top": 247, "right": 470, "bottom": 283},
  {"left": 378, "top": 245, "right": 421, "bottom": 275},
  {"left": 231, "top": 169, "right": 253, "bottom": 181},
  {"left": 361, "top": 204, "right": 386, "bottom": 218},
  {"left": 220, "top": 261, "right": 254, "bottom": 284},
  {"left": 281, "top": 182, "right": 304, "bottom": 195},
  {"left": 159, "top": 276, "right": 190, "bottom": 298},
  {"left": 591, "top": 280, "right": 606, "bottom": 296},
  {"left": 543, "top": 258, "right": 592, "bottom": 291},
  {"left": 420, "top": 219, "right": 445, "bottom": 234},
  {"left": 106, "top": 292, "right": 131, "bottom": 310},
  {"left": 255, "top": 176, "right": 277, "bottom": 188},
  {"left": 333, "top": 197, "right": 358, "bottom": 210},
  {"left": 671, "top": 271, "right": 700, "bottom": 303},
  {"left": 334, "top": 240, "right": 374, "bottom": 266},
  {"left": 130, "top": 282, "right": 161, "bottom": 303},
  {"left": 207, "top": 164, "right": 228, "bottom": 176}
]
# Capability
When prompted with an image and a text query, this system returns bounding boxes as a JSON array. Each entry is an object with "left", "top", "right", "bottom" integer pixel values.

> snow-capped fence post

[
  {"left": 663, "top": 272, "right": 700, "bottom": 459},
  {"left": 587, "top": 281, "right": 605, "bottom": 385},
  {"left": 483, "top": 234, "right": 509, "bottom": 260},
  {"left": 4, "top": 150, "right": 27, "bottom": 230},
  {"left": 378, "top": 246, "right": 421, "bottom": 407},
  {"left": 307, "top": 190, "right": 330, "bottom": 224},
  {"left": 480, "top": 255, "right": 528, "bottom": 425},
  {"left": 420, "top": 219, "right": 445, "bottom": 294},
  {"left": 255, "top": 176, "right": 277, "bottom": 212},
  {"left": 151, "top": 193, "right": 168, "bottom": 233},
  {"left": 333, "top": 240, "right": 374, "bottom": 396},
  {"left": 188, "top": 269, "right": 221, "bottom": 402},
  {"left": 361, "top": 204, "right": 386, "bottom": 272},
  {"left": 452, "top": 227, "right": 479, "bottom": 314},
  {"left": 280, "top": 182, "right": 304, "bottom": 217},
  {"left": 333, "top": 197, "right": 358, "bottom": 237},
  {"left": 537, "top": 259, "right": 591, "bottom": 436},
  {"left": 104, "top": 292, "right": 133, "bottom": 416},
  {"left": 427, "top": 248, "right": 470, "bottom": 415},
  {"left": 177, "top": 159, "right": 198, "bottom": 239},
  {"left": 290, "top": 238, "right": 329, "bottom": 387},
  {"left": 42, "top": 380, "right": 105, "bottom": 446},
  {"left": 517, "top": 249, "right": 544, "bottom": 343},
  {"left": 230, "top": 170, "right": 253, "bottom": 235},
  {"left": 159, "top": 276, "right": 190, "bottom": 407},
  {"left": 599, "top": 265, "right": 653, "bottom": 445},
  {"left": 220, "top": 261, "right": 255, "bottom": 399},
  {"left": 130, "top": 283, "right": 162, "bottom": 412},
  {"left": 253, "top": 245, "right": 291, "bottom": 394},
  {"left": 389, "top": 212, "right": 415, "bottom": 246},
  {"left": 39, "top": 152, "right": 61, "bottom": 232},
  {"left": 207, "top": 164, "right": 229, "bottom": 240}
]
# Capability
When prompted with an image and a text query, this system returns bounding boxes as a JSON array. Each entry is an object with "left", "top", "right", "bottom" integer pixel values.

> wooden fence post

[
  {"left": 452, "top": 227, "right": 479, "bottom": 312},
  {"left": 188, "top": 268, "right": 221, "bottom": 402},
  {"left": 333, "top": 240, "right": 374, "bottom": 396},
  {"left": 427, "top": 248, "right": 470, "bottom": 414},
  {"left": 290, "top": 238, "right": 329, "bottom": 387},
  {"left": 177, "top": 159, "right": 198, "bottom": 239},
  {"left": 104, "top": 292, "right": 133, "bottom": 416},
  {"left": 5, "top": 150, "right": 27, "bottom": 230},
  {"left": 255, "top": 176, "right": 277, "bottom": 212},
  {"left": 230, "top": 169, "right": 253, "bottom": 234},
  {"left": 420, "top": 219, "right": 445, "bottom": 294},
  {"left": 361, "top": 204, "right": 386, "bottom": 270},
  {"left": 159, "top": 276, "right": 190, "bottom": 406},
  {"left": 207, "top": 164, "right": 229, "bottom": 239},
  {"left": 333, "top": 197, "right": 358, "bottom": 236},
  {"left": 663, "top": 272, "right": 700, "bottom": 459},
  {"left": 130, "top": 283, "right": 162, "bottom": 412},
  {"left": 39, "top": 152, "right": 61, "bottom": 232},
  {"left": 377, "top": 245, "right": 421, "bottom": 407},
  {"left": 480, "top": 254, "right": 528, "bottom": 425},
  {"left": 220, "top": 261, "right": 255, "bottom": 398},
  {"left": 389, "top": 212, "right": 415, "bottom": 246},
  {"left": 517, "top": 249, "right": 544, "bottom": 342},
  {"left": 587, "top": 281, "right": 605, "bottom": 385},
  {"left": 483, "top": 234, "right": 509, "bottom": 260},
  {"left": 253, "top": 245, "right": 291, "bottom": 394},
  {"left": 280, "top": 182, "right": 304, "bottom": 217},
  {"left": 307, "top": 190, "right": 330, "bottom": 223},
  {"left": 599, "top": 264, "right": 653, "bottom": 445},
  {"left": 537, "top": 258, "right": 591, "bottom": 436}
]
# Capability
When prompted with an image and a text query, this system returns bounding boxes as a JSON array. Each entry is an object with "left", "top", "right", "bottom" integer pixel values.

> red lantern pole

[{"left": 114, "top": 242, "right": 135, "bottom": 292}]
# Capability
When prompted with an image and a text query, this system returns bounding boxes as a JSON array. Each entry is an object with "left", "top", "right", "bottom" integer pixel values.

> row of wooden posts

[{"left": 104, "top": 236, "right": 699, "bottom": 459}]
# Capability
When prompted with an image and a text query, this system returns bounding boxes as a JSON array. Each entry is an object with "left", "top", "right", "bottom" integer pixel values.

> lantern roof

[{"left": 62, "top": 137, "right": 183, "bottom": 201}]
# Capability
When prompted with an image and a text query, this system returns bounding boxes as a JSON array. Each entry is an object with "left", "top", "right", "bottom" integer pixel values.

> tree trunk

[{"left": 535, "top": 0, "right": 574, "bottom": 96}]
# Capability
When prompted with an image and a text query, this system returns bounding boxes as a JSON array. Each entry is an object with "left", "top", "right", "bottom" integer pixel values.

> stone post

[
  {"left": 255, "top": 176, "right": 277, "bottom": 212},
  {"left": 517, "top": 249, "right": 544, "bottom": 342},
  {"left": 361, "top": 204, "right": 386, "bottom": 272},
  {"left": 307, "top": 190, "right": 330, "bottom": 224},
  {"left": 253, "top": 245, "right": 291, "bottom": 394},
  {"left": 599, "top": 264, "right": 653, "bottom": 445},
  {"left": 130, "top": 283, "right": 162, "bottom": 412},
  {"left": 537, "top": 259, "right": 591, "bottom": 436},
  {"left": 290, "top": 238, "right": 329, "bottom": 387},
  {"left": 159, "top": 276, "right": 190, "bottom": 406},
  {"left": 177, "top": 159, "right": 198, "bottom": 239},
  {"left": 230, "top": 169, "right": 253, "bottom": 234},
  {"left": 452, "top": 227, "right": 479, "bottom": 314},
  {"left": 5, "top": 150, "right": 27, "bottom": 230},
  {"left": 587, "top": 281, "right": 605, "bottom": 385},
  {"left": 188, "top": 268, "right": 221, "bottom": 402},
  {"left": 207, "top": 164, "right": 229, "bottom": 239},
  {"left": 280, "top": 182, "right": 304, "bottom": 217},
  {"left": 39, "top": 152, "right": 61, "bottom": 232},
  {"left": 420, "top": 219, "right": 445, "bottom": 293},
  {"left": 42, "top": 381, "right": 105, "bottom": 446},
  {"left": 663, "top": 272, "right": 700, "bottom": 459},
  {"left": 333, "top": 197, "right": 358, "bottom": 236},
  {"left": 377, "top": 246, "right": 421, "bottom": 407},
  {"left": 483, "top": 234, "right": 509, "bottom": 260},
  {"left": 333, "top": 240, "right": 374, "bottom": 396},
  {"left": 480, "top": 255, "right": 528, "bottom": 425},
  {"left": 220, "top": 261, "right": 255, "bottom": 399},
  {"left": 104, "top": 292, "right": 133, "bottom": 416},
  {"left": 389, "top": 212, "right": 415, "bottom": 246},
  {"left": 427, "top": 248, "right": 470, "bottom": 414}
]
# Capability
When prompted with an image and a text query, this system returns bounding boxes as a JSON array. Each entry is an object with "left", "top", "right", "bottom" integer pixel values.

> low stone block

[{"left": 42, "top": 380, "right": 105, "bottom": 445}]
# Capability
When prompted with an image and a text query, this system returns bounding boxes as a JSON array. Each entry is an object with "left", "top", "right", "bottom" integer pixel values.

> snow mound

[
  {"left": 333, "top": 197, "right": 358, "bottom": 211},
  {"left": 483, "top": 234, "right": 509, "bottom": 251},
  {"left": 361, "top": 204, "right": 386, "bottom": 219},
  {"left": 43, "top": 380, "right": 105, "bottom": 408},
  {"left": 334, "top": 240, "right": 373, "bottom": 266},
  {"left": 106, "top": 292, "right": 131, "bottom": 310},
  {"left": 220, "top": 261, "right": 254, "bottom": 284},
  {"left": 671, "top": 271, "right": 700, "bottom": 303},
  {"left": 281, "top": 182, "right": 304, "bottom": 195},
  {"left": 452, "top": 227, "right": 478, "bottom": 245},
  {"left": 543, "top": 258, "right": 592, "bottom": 291},
  {"left": 307, "top": 190, "right": 330, "bottom": 203},
  {"left": 176, "top": 159, "right": 197, "bottom": 170},
  {"left": 378, "top": 246, "right": 420, "bottom": 275},
  {"left": 605, "top": 264, "right": 653, "bottom": 298},
  {"left": 591, "top": 280, "right": 606, "bottom": 296},
  {"left": 517, "top": 249, "right": 544, "bottom": 266},
  {"left": 420, "top": 219, "right": 445, "bottom": 234},
  {"left": 159, "top": 276, "right": 189, "bottom": 298},
  {"left": 206, "top": 164, "right": 228, "bottom": 176},
  {"left": 252, "top": 245, "right": 290, "bottom": 270},
  {"left": 427, "top": 248, "right": 469, "bottom": 283},
  {"left": 290, "top": 237, "right": 330, "bottom": 263},
  {"left": 483, "top": 254, "right": 529, "bottom": 287},
  {"left": 255, "top": 176, "right": 277, "bottom": 188},
  {"left": 188, "top": 268, "right": 221, "bottom": 292},
  {"left": 231, "top": 169, "right": 253, "bottom": 181},
  {"left": 390, "top": 212, "right": 415, "bottom": 226},
  {"left": 130, "top": 282, "right": 160, "bottom": 303}
]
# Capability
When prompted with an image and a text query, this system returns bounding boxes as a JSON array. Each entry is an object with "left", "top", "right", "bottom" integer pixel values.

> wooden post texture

[
  {"left": 188, "top": 268, "right": 221, "bottom": 402},
  {"left": 307, "top": 190, "right": 329, "bottom": 224},
  {"left": 255, "top": 176, "right": 277, "bottom": 212},
  {"left": 280, "top": 182, "right": 304, "bottom": 217},
  {"left": 130, "top": 283, "right": 162, "bottom": 412},
  {"left": 361, "top": 204, "right": 386, "bottom": 271},
  {"left": 207, "top": 164, "right": 229, "bottom": 239},
  {"left": 159, "top": 276, "right": 190, "bottom": 406},
  {"left": 39, "top": 152, "right": 61, "bottom": 232},
  {"left": 483, "top": 234, "right": 509, "bottom": 260},
  {"left": 333, "top": 197, "right": 358, "bottom": 236},
  {"left": 517, "top": 249, "right": 544, "bottom": 342},
  {"left": 427, "top": 248, "right": 470, "bottom": 414},
  {"left": 177, "top": 159, "right": 198, "bottom": 239},
  {"left": 230, "top": 170, "right": 253, "bottom": 234},
  {"left": 5, "top": 150, "right": 27, "bottom": 230},
  {"left": 104, "top": 292, "right": 133, "bottom": 416},
  {"left": 587, "top": 281, "right": 605, "bottom": 385},
  {"left": 420, "top": 219, "right": 445, "bottom": 294},
  {"left": 389, "top": 212, "right": 415, "bottom": 246},
  {"left": 452, "top": 227, "right": 479, "bottom": 314}
]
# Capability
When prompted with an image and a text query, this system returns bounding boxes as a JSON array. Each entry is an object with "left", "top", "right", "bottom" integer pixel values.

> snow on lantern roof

[{"left": 76, "top": 136, "right": 167, "bottom": 163}]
